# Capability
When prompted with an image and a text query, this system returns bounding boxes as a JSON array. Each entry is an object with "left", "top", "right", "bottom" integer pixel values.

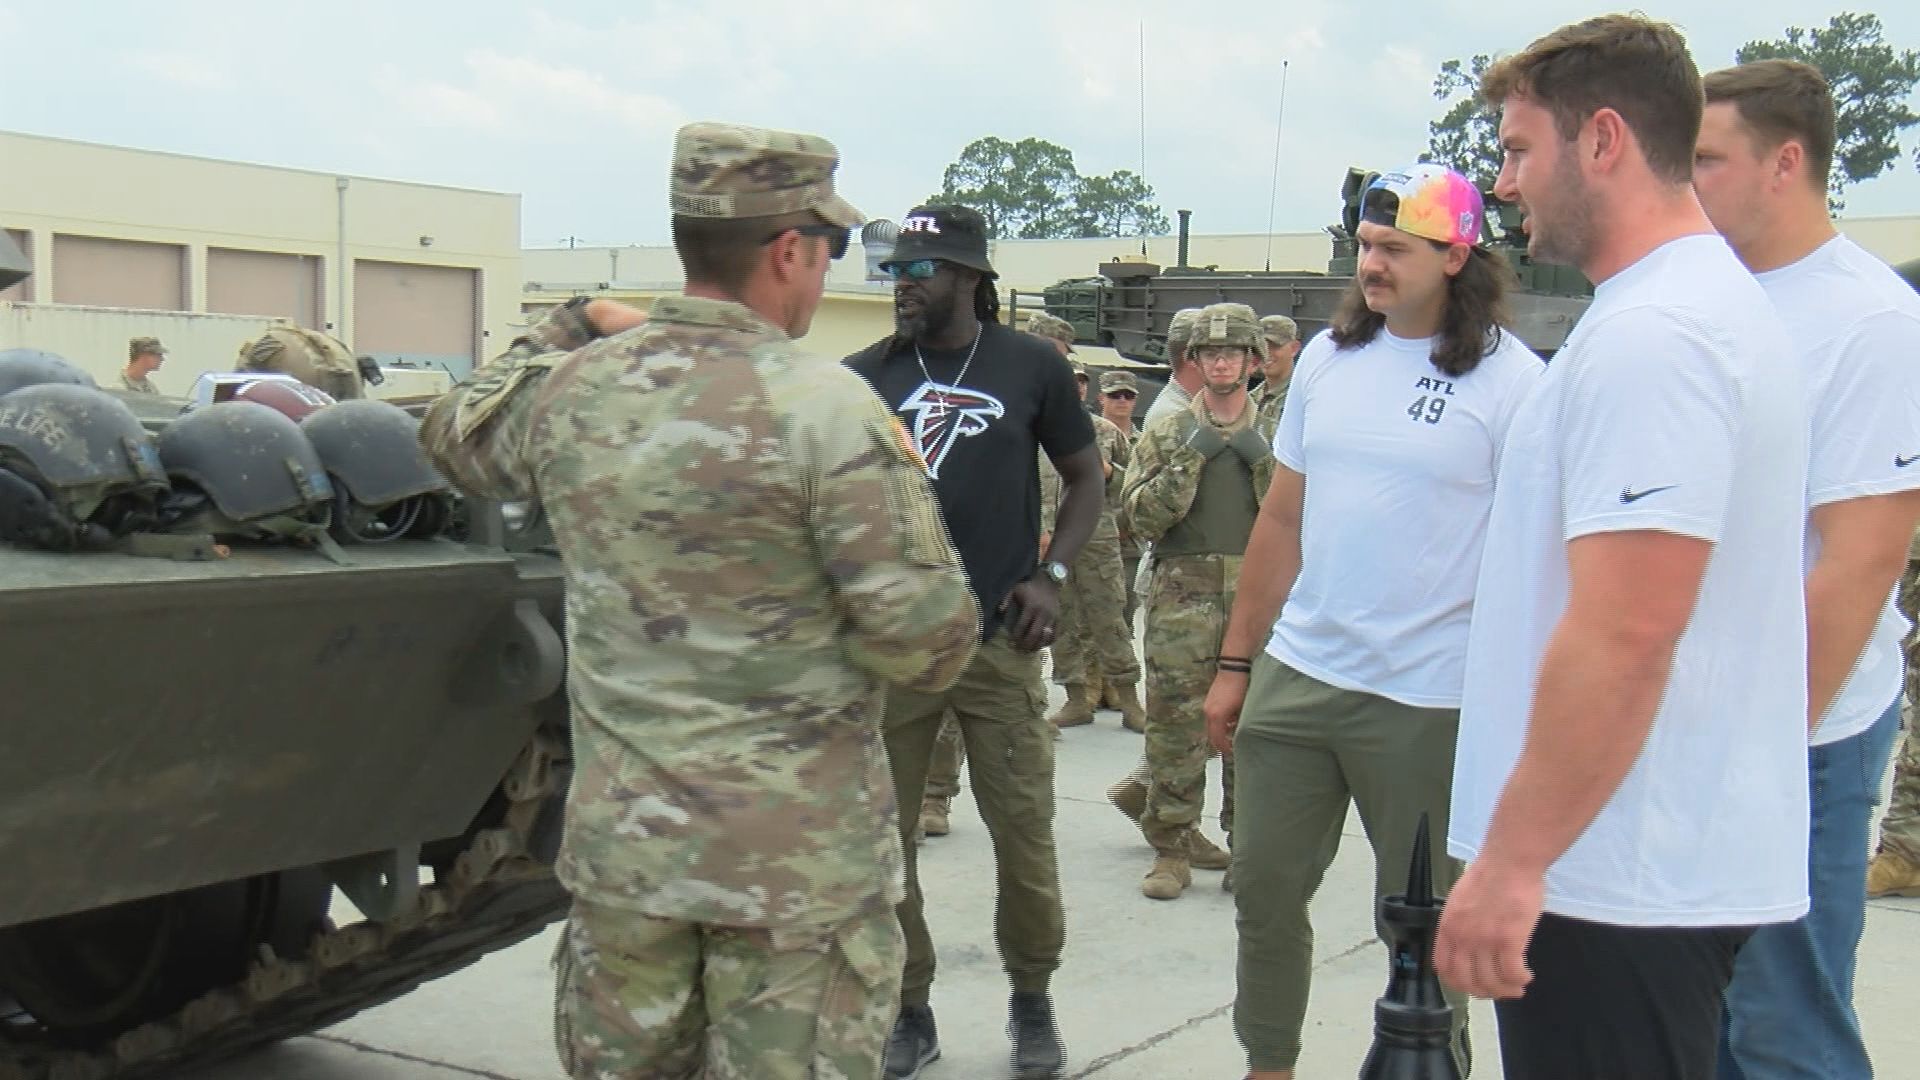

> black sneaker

[
  {"left": 885, "top": 1003, "right": 939, "bottom": 1079},
  {"left": 1007, "top": 991, "right": 1065, "bottom": 1078}
]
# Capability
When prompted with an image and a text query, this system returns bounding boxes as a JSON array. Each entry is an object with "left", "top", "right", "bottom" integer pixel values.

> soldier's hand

[
  {"left": 1227, "top": 426, "right": 1272, "bottom": 466},
  {"left": 1188, "top": 424, "right": 1230, "bottom": 459},
  {"left": 999, "top": 578, "right": 1061, "bottom": 653},
  {"left": 1433, "top": 855, "right": 1543, "bottom": 1001},
  {"left": 582, "top": 299, "right": 648, "bottom": 336},
  {"left": 1203, "top": 671, "right": 1248, "bottom": 754}
]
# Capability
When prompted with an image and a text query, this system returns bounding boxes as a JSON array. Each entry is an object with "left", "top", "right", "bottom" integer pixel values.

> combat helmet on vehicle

[
  {"left": 155, "top": 400, "right": 335, "bottom": 543},
  {"left": 0, "top": 383, "right": 169, "bottom": 550},
  {"left": 302, "top": 398, "right": 453, "bottom": 543},
  {"left": 0, "top": 348, "right": 98, "bottom": 398}
]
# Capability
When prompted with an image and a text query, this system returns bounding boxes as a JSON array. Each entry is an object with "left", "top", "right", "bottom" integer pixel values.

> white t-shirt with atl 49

[
  {"left": 1266, "top": 326, "right": 1543, "bottom": 707},
  {"left": 1450, "top": 234, "right": 1812, "bottom": 928},
  {"left": 1759, "top": 235, "right": 1920, "bottom": 747}
]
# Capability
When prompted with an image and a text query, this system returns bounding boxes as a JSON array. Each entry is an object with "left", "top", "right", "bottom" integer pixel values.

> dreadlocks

[{"left": 974, "top": 276, "right": 1000, "bottom": 322}]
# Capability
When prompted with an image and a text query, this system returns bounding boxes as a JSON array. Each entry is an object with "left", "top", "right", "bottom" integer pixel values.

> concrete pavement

[{"left": 203, "top": 704, "right": 1920, "bottom": 1079}]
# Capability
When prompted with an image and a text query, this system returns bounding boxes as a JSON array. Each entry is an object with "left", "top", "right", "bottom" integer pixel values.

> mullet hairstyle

[
  {"left": 1480, "top": 13, "right": 1703, "bottom": 185},
  {"left": 1702, "top": 59, "right": 1836, "bottom": 192},
  {"left": 1328, "top": 245, "right": 1518, "bottom": 377}
]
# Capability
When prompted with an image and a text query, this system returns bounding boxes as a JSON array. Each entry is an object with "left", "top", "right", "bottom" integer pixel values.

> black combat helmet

[
  {"left": 0, "top": 383, "right": 169, "bottom": 550},
  {"left": 0, "top": 348, "right": 98, "bottom": 398},
  {"left": 300, "top": 399, "right": 451, "bottom": 543},
  {"left": 156, "top": 401, "right": 334, "bottom": 540}
]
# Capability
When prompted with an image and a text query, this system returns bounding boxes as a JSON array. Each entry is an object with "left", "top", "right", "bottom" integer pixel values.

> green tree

[
  {"left": 1070, "top": 170, "right": 1171, "bottom": 238},
  {"left": 934, "top": 136, "right": 1024, "bottom": 237},
  {"left": 1010, "top": 138, "right": 1081, "bottom": 239},
  {"left": 1424, "top": 54, "right": 1503, "bottom": 188},
  {"left": 933, "top": 137, "right": 1168, "bottom": 239},
  {"left": 1737, "top": 12, "right": 1920, "bottom": 211}
]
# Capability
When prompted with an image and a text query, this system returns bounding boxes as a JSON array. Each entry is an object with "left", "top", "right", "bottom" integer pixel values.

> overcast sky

[{"left": 2, "top": 1, "right": 1916, "bottom": 249}]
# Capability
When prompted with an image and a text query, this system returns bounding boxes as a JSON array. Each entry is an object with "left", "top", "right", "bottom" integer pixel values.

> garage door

[
  {"left": 51, "top": 235, "right": 187, "bottom": 310},
  {"left": 353, "top": 261, "right": 478, "bottom": 378},
  {"left": 1, "top": 229, "right": 30, "bottom": 302},
  {"left": 207, "top": 248, "right": 323, "bottom": 326}
]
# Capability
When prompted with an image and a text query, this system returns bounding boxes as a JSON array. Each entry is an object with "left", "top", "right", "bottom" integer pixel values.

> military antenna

[
  {"left": 1263, "top": 59, "right": 1291, "bottom": 272},
  {"left": 1137, "top": 21, "right": 1150, "bottom": 257}
]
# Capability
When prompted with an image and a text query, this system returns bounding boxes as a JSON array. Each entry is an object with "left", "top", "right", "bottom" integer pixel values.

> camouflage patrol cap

[
  {"left": 1100, "top": 370, "right": 1139, "bottom": 394},
  {"left": 1191, "top": 303, "right": 1261, "bottom": 350},
  {"left": 1260, "top": 315, "right": 1299, "bottom": 344},
  {"left": 1166, "top": 307, "right": 1204, "bottom": 352},
  {"left": 129, "top": 336, "right": 167, "bottom": 359},
  {"left": 1068, "top": 357, "right": 1088, "bottom": 378},
  {"left": 670, "top": 122, "right": 864, "bottom": 228},
  {"left": 1027, "top": 312, "right": 1075, "bottom": 350}
]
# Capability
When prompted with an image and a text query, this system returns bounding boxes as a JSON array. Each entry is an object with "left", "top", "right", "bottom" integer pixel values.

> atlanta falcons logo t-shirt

[{"left": 846, "top": 322, "right": 1094, "bottom": 639}]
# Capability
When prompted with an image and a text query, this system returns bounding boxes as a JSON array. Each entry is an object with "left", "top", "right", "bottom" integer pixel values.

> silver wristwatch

[{"left": 1039, "top": 560, "right": 1070, "bottom": 586}]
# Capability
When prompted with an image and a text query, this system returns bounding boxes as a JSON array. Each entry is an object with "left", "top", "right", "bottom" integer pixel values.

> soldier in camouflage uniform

[
  {"left": 1099, "top": 370, "right": 1145, "bottom": 629},
  {"left": 1028, "top": 315, "right": 1145, "bottom": 732},
  {"left": 121, "top": 336, "right": 165, "bottom": 394},
  {"left": 419, "top": 122, "right": 980, "bottom": 1080},
  {"left": 1120, "top": 303, "right": 1271, "bottom": 899},
  {"left": 1868, "top": 533, "right": 1920, "bottom": 897},
  {"left": 1252, "top": 315, "right": 1299, "bottom": 433}
]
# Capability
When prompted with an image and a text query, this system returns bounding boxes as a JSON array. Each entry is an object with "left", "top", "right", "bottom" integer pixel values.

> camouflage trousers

[
  {"left": 552, "top": 899, "right": 903, "bottom": 1080},
  {"left": 1140, "top": 553, "right": 1239, "bottom": 853},
  {"left": 925, "top": 711, "right": 964, "bottom": 802},
  {"left": 1051, "top": 532, "right": 1140, "bottom": 687},
  {"left": 1878, "top": 558, "right": 1920, "bottom": 862}
]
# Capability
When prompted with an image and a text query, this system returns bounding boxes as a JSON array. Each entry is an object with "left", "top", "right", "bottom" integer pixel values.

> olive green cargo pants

[
  {"left": 883, "top": 633, "right": 1064, "bottom": 1004},
  {"left": 1230, "top": 654, "right": 1469, "bottom": 1074}
]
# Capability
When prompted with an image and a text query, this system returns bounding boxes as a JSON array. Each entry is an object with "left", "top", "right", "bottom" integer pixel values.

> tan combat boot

[
  {"left": 1185, "top": 829, "right": 1231, "bottom": 871},
  {"left": 919, "top": 796, "right": 951, "bottom": 838},
  {"left": 1049, "top": 681, "right": 1095, "bottom": 729},
  {"left": 1142, "top": 851, "right": 1192, "bottom": 900},
  {"left": 1111, "top": 680, "right": 1147, "bottom": 732},
  {"left": 1867, "top": 849, "right": 1920, "bottom": 897},
  {"left": 1086, "top": 671, "right": 1107, "bottom": 713},
  {"left": 1106, "top": 776, "right": 1148, "bottom": 823}
]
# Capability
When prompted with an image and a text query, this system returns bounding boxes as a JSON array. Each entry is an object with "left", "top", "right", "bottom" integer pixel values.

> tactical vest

[{"left": 1156, "top": 411, "right": 1259, "bottom": 558}]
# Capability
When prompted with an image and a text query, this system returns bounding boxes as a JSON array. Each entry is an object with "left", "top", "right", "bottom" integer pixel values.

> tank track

[{"left": 0, "top": 731, "right": 570, "bottom": 1080}]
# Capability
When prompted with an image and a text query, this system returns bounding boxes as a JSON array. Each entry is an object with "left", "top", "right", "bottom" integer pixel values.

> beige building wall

[
  {"left": 0, "top": 129, "right": 521, "bottom": 377},
  {"left": 0, "top": 303, "right": 285, "bottom": 396}
]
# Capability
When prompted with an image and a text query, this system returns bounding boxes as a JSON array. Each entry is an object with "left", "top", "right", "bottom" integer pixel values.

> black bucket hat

[{"left": 881, "top": 204, "right": 998, "bottom": 278}]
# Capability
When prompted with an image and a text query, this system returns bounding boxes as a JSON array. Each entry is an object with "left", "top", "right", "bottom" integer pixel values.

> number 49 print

[{"left": 1407, "top": 396, "right": 1446, "bottom": 424}]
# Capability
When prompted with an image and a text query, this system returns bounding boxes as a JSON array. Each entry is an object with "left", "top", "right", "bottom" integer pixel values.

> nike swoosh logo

[
  {"left": 1896, "top": 454, "right": 1920, "bottom": 468},
  {"left": 1619, "top": 485, "right": 1676, "bottom": 504}
]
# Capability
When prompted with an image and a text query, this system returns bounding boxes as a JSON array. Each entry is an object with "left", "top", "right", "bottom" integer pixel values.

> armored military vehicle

[
  {"left": 1039, "top": 167, "right": 1595, "bottom": 369},
  {"left": 0, "top": 256, "right": 573, "bottom": 1079}
]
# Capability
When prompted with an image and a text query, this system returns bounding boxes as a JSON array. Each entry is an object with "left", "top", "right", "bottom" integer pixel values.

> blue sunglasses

[{"left": 881, "top": 259, "right": 942, "bottom": 281}]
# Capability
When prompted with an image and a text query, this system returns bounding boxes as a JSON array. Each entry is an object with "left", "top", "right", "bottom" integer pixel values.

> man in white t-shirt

[
  {"left": 1200, "top": 162, "right": 1541, "bottom": 1080},
  {"left": 1434, "top": 17, "right": 1812, "bottom": 1080},
  {"left": 1695, "top": 60, "right": 1920, "bottom": 1080}
]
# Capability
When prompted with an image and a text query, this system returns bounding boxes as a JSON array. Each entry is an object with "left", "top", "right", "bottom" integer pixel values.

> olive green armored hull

[{"left": 0, "top": 528, "right": 573, "bottom": 1078}]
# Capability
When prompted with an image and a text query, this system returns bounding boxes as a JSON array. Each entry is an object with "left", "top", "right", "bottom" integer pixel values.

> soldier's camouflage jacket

[
  {"left": 1120, "top": 395, "right": 1276, "bottom": 543},
  {"left": 420, "top": 298, "right": 979, "bottom": 929}
]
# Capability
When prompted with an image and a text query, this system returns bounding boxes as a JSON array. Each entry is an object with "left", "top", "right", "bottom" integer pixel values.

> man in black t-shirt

[{"left": 846, "top": 205, "right": 1103, "bottom": 1080}]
